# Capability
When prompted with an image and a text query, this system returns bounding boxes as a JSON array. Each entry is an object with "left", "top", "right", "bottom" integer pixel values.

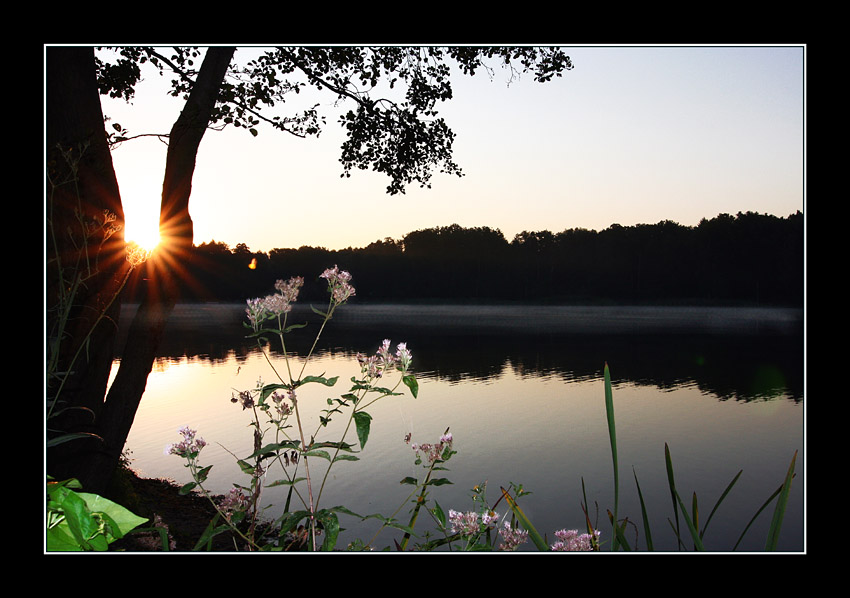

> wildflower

[
  {"left": 411, "top": 430, "right": 452, "bottom": 464},
  {"left": 448, "top": 509, "right": 499, "bottom": 537},
  {"left": 356, "top": 352, "right": 383, "bottom": 379},
  {"left": 245, "top": 297, "right": 268, "bottom": 331},
  {"left": 377, "top": 339, "right": 396, "bottom": 368},
  {"left": 481, "top": 511, "right": 500, "bottom": 526},
  {"left": 320, "top": 265, "right": 356, "bottom": 305},
  {"left": 271, "top": 390, "right": 293, "bottom": 419},
  {"left": 499, "top": 520, "right": 529, "bottom": 551},
  {"left": 358, "top": 339, "right": 413, "bottom": 380},
  {"left": 218, "top": 488, "right": 250, "bottom": 523},
  {"left": 232, "top": 390, "right": 255, "bottom": 410},
  {"left": 262, "top": 293, "right": 291, "bottom": 316},
  {"left": 395, "top": 342, "right": 412, "bottom": 372},
  {"left": 274, "top": 276, "right": 304, "bottom": 304},
  {"left": 448, "top": 510, "right": 480, "bottom": 536},
  {"left": 550, "top": 528, "right": 601, "bottom": 551},
  {"left": 166, "top": 426, "right": 207, "bottom": 458}
]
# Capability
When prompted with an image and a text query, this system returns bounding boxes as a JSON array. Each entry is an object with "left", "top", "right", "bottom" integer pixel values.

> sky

[{"left": 100, "top": 45, "right": 805, "bottom": 253}]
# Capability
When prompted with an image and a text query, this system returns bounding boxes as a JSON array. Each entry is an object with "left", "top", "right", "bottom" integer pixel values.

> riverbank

[{"left": 108, "top": 469, "right": 239, "bottom": 552}]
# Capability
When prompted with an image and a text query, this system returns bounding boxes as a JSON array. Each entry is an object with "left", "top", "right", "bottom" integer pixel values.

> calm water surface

[{"left": 113, "top": 303, "right": 804, "bottom": 552}]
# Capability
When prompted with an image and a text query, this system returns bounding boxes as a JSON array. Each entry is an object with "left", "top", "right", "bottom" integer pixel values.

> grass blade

[
  {"left": 603, "top": 362, "right": 620, "bottom": 550},
  {"left": 700, "top": 469, "right": 742, "bottom": 540},
  {"left": 765, "top": 450, "right": 797, "bottom": 551},
  {"left": 664, "top": 443, "right": 683, "bottom": 550},
  {"left": 632, "top": 468, "right": 654, "bottom": 551},
  {"left": 672, "top": 488, "right": 706, "bottom": 551},
  {"left": 501, "top": 486, "right": 549, "bottom": 551}
]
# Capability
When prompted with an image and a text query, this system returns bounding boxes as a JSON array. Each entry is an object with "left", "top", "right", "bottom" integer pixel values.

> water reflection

[
  {"left": 118, "top": 303, "right": 803, "bottom": 403},
  {"left": 116, "top": 303, "right": 804, "bottom": 552}
]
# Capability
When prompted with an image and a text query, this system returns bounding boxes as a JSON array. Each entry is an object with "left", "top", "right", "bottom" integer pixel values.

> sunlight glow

[{"left": 123, "top": 212, "right": 162, "bottom": 252}]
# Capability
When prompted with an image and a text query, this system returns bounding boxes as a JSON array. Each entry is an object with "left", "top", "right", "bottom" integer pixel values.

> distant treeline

[{"left": 125, "top": 211, "right": 804, "bottom": 307}]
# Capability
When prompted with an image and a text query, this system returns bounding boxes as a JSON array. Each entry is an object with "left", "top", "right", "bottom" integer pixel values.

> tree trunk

[
  {"left": 79, "top": 47, "right": 236, "bottom": 494},
  {"left": 47, "top": 46, "right": 236, "bottom": 495},
  {"left": 46, "top": 46, "right": 129, "bottom": 485}
]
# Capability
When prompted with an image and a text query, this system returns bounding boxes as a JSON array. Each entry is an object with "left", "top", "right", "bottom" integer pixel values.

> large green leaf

[
  {"left": 354, "top": 411, "right": 372, "bottom": 449},
  {"left": 46, "top": 484, "right": 148, "bottom": 551}
]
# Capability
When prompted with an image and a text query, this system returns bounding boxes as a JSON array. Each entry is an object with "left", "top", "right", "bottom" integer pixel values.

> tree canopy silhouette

[
  {"left": 130, "top": 212, "right": 802, "bottom": 307},
  {"left": 46, "top": 45, "right": 575, "bottom": 493}
]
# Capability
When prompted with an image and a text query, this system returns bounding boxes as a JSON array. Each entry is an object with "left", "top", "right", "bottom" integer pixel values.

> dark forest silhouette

[{"left": 125, "top": 210, "right": 804, "bottom": 307}]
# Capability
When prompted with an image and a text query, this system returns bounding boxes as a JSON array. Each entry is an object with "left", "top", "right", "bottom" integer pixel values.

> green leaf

[
  {"left": 277, "top": 510, "right": 313, "bottom": 534},
  {"left": 284, "top": 322, "right": 308, "bottom": 333},
  {"left": 361, "top": 513, "right": 417, "bottom": 535},
  {"left": 664, "top": 442, "right": 682, "bottom": 548},
  {"left": 267, "top": 477, "right": 306, "bottom": 487},
  {"left": 354, "top": 411, "right": 372, "bottom": 449},
  {"left": 76, "top": 493, "right": 148, "bottom": 539},
  {"left": 246, "top": 441, "right": 300, "bottom": 459},
  {"left": 425, "top": 477, "right": 453, "bottom": 487},
  {"left": 632, "top": 468, "right": 654, "bottom": 551},
  {"left": 300, "top": 375, "right": 339, "bottom": 387},
  {"left": 308, "top": 440, "right": 357, "bottom": 452},
  {"left": 403, "top": 374, "right": 419, "bottom": 398},
  {"left": 305, "top": 449, "right": 331, "bottom": 461},
  {"left": 399, "top": 476, "right": 418, "bottom": 485},
  {"left": 765, "top": 450, "right": 797, "bottom": 551},
  {"left": 196, "top": 465, "right": 212, "bottom": 483},
  {"left": 311, "top": 305, "right": 329, "bottom": 318},
  {"left": 604, "top": 363, "right": 619, "bottom": 528},
  {"left": 178, "top": 481, "right": 197, "bottom": 495},
  {"left": 673, "top": 489, "right": 706, "bottom": 551},
  {"left": 432, "top": 501, "right": 447, "bottom": 528},
  {"left": 700, "top": 469, "right": 742, "bottom": 540},
  {"left": 46, "top": 487, "right": 148, "bottom": 551},
  {"left": 317, "top": 510, "right": 340, "bottom": 551},
  {"left": 333, "top": 454, "right": 360, "bottom": 463}
]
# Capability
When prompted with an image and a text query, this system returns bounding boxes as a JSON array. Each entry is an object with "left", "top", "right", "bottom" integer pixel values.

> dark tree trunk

[
  {"left": 79, "top": 47, "right": 236, "bottom": 494},
  {"left": 47, "top": 46, "right": 236, "bottom": 495},
  {"left": 46, "top": 46, "right": 129, "bottom": 486}
]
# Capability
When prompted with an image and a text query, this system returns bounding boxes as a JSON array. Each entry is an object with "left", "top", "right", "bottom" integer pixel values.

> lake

[{"left": 112, "top": 303, "right": 805, "bottom": 552}]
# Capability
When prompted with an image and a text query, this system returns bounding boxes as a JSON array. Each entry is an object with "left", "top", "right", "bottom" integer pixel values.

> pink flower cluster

[
  {"left": 320, "top": 265, "right": 355, "bottom": 305},
  {"left": 498, "top": 520, "right": 530, "bottom": 551},
  {"left": 409, "top": 431, "right": 453, "bottom": 464},
  {"left": 245, "top": 276, "right": 304, "bottom": 331},
  {"left": 550, "top": 528, "right": 601, "bottom": 551},
  {"left": 357, "top": 339, "right": 414, "bottom": 378},
  {"left": 448, "top": 508, "right": 500, "bottom": 536},
  {"left": 165, "top": 426, "right": 207, "bottom": 458},
  {"left": 218, "top": 488, "right": 250, "bottom": 522},
  {"left": 270, "top": 389, "right": 294, "bottom": 420}
]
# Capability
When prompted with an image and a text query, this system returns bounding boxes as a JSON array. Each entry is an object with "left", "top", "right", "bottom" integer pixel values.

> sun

[
  {"left": 123, "top": 207, "right": 162, "bottom": 253},
  {"left": 125, "top": 225, "right": 162, "bottom": 254}
]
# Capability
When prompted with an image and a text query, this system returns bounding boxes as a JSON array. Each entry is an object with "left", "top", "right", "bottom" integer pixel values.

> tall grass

[{"left": 598, "top": 362, "right": 798, "bottom": 552}]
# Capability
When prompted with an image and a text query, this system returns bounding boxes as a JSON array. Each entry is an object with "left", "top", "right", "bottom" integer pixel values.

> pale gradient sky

[{"left": 101, "top": 45, "right": 805, "bottom": 253}]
